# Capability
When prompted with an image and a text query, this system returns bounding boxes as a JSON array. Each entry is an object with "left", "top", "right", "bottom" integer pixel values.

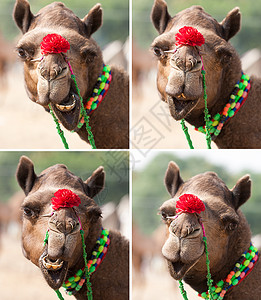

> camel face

[
  {"left": 13, "top": 0, "right": 103, "bottom": 131},
  {"left": 160, "top": 161, "right": 251, "bottom": 282},
  {"left": 16, "top": 156, "right": 105, "bottom": 290},
  {"left": 151, "top": 1, "right": 241, "bottom": 121}
]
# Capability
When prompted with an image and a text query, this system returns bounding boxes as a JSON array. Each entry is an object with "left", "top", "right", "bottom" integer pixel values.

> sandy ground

[
  {"left": 0, "top": 231, "right": 71, "bottom": 300},
  {"left": 132, "top": 72, "right": 217, "bottom": 150},
  {"left": 0, "top": 66, "right": 89, "bottom": 149},
  {"left": 132, "top": 261, "right": 199, "bottom": 300}
]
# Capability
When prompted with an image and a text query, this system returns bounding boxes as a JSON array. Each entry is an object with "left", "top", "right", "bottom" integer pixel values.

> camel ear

[
  {"left": 84, "top": 166, "right": 105, "bottom": 198},
  {"left": 16, "top": 156, "right": 37, "bottom": 196},
  {"left": 82, "top": 4, "right": 103, "bottom": 37},
  {"left": 164, "top": 161, "right": 183, "bottom": 197},
  {"left": 13, "top": 0, "right": 34, "bottom": 33},
  {"left": 151, "top": 0, "right": 171, "bottom": 34},
  {"left": 220, "top": 7, "right": 241, "bottom": 41},
  {"left": 231, "top": 175, "right": 251, "bottom": 210}
]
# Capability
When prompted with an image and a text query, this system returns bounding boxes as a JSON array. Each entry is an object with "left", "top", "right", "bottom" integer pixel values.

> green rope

[
  {"left": 202, "top": 70, "right": 212, "bottom": 149},
  {"left": 49, "top": 104, "right": 69, "bottom": 149},
  {"left": 55, "top": 290, "right": 64, "bottom": 300},
  {"left": 71, "top": 75, "right": 96, "bottom": 149},
  {"left": 80, "top": 229, "right": 93, "bottom": 300},
  {"left": 203, "top": 236, "right": 214, "bottom": 300},
  {"left": 181, "top": 119, "right": 194, "bottom": 149},
  {"left": 179, "top": 280, "right": 189, "bottom": 300},
  {"left": 43, "top": 230, "right": 49, "bottom": 246}
]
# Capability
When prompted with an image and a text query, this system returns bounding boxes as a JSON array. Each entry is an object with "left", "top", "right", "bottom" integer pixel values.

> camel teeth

[{"left": 55, "top": 95, "right": 76, "bottom": 112}]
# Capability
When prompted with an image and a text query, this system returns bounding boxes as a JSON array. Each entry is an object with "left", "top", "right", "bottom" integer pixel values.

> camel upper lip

[{"left": 167, "top": 96, "right": 199, "bottom": 120}]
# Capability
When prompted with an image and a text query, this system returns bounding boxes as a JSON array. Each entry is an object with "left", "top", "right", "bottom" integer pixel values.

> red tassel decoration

[
  {"left": 41, "top": 33, "right": 70, "bottom": 55},
  {"left": 51, "top": 189, "right": 81, "bottom": 211},
  {"left": 176, "top": 193, "right": 205, "bottom": 214},
  {"left": 175, "top": 26, "right": 205, "bottom": 47}
]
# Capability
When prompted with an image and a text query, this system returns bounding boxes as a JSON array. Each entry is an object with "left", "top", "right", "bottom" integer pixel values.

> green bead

[
  {"left": 246, "top": 252, "right": 251, "bottom": 259},
  {"left": 217, "top": 280, "right": 224, "bottom": 287},
  {"left": 90, "top": 265, "right": 95, "bottom": 273},
  {"left": 201, "top": 292, "right": 207, "bottom": 298},
  {"left": 105, "top": 72, "right": 110, "bottom": 78},
  {"left": 210, "top": 127, "right": 215, "bottom": 133},
  {"left": 71, "top": 282, "right": 77, "bottom": 288},
  {"left": 214, "top": 113, "right": 221, "bottom": 121},
  {"left": 250, "top": 245, "right": 255, "bottom": 251},
  {"left": 245, "top": 74, "right": 250, "bottom": 80},
  {"left": 243, "top": 80, "right": 248, "bottom": 86},
  {"left": 68, "top": 276, "right": 75, "bottom": 282},
  {"left": 228, "top": 110, "right": 235, "bottom": 117},
  {"left": 101, "top": 75, "right": 106, "bottom": 82},
  {"left": 213, "top": 294, "right": 218, "bottom": 299},
  {"left": 76, "top": 285, "right": 81, "bottom": 291},
  {"left": 91, "top": 103, "right": 97, "bottom": 110},
  {"left": 214, "top": 129, "right": 220, "bottom": 136},
  {"left": 76, "top": 269, "right": 83, "bottom": 276},
  {"left": 239, "top": 82, "right": 243, "bottom": 89},
  {"left": 232, "top": 279, "right": 239, "bottom": 286}
]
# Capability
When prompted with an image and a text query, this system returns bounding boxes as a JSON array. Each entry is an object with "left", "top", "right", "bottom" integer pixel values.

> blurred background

[
  {"left": 0, "top": 0, "right": 129, "bottom": 149},
  {"left": 0, "top": 151, "right": 129, "bottom": 299},
  {"left": 132, "top": 150, "right": 261, "bottom": 299},
  {"left": 132, "top": 0, "right": 261, "bottom": 149}
]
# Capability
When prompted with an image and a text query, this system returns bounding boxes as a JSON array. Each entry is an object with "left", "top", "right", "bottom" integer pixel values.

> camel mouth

[
  {"left": 55, "top": 94, "right": 76, "bottom": 112},
  {"left": 39, "top": 252, "right": 69, "bottom": 290},
  {"left": 51, "top": 91, "right": 82, "bottom": 131},
  {"left": 168, "top": 259, "right": 197, "bottom": 280},
  {"left": 167, "top": 96, "right": 199, "bottom": 120},
  {"left": 42, "top": 255, "right": 64, "bottom": 271}
]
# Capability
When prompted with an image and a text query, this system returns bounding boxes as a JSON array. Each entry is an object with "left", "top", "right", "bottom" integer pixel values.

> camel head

[
  {"left": 13, "top": 0, "right": 103, "bottom": 131},
  {"left": 160, "top": 161, "right": 251, "bottom": 287},
  {"left": 151, "top": 0, "right": 242, "bottom": 123},
  {"left": 16, "top": 156, "right": 105, "bottom": 290}
]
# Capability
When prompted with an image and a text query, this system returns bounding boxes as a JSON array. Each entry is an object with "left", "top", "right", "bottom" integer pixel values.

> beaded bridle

[{"left": 43, "top": 189, "right": 110, "bottom": 300}]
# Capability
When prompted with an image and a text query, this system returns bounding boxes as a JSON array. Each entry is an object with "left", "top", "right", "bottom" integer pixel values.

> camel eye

[
  {"left": 23, "top": 207, "right": 33, "bottom": 217},
  {"left": 153, "top": 47, "right": 163, "bottom": 57},
  {"left": 17, "top": 48, "right": 27, "bottom": 59}
]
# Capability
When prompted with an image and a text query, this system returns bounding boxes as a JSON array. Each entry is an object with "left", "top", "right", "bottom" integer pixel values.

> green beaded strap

[
  {"left": 62, "top": 228, "right": 110, "bottom": 296},
  {"left": 195, "top": 73, "right": 251, "bottom": 139},
  {"left": 199, "top": 244, "right": 259, "bottom": 299}
]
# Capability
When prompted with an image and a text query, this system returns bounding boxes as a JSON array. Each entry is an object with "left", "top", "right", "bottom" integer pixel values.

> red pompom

[
  {"left": 176, "top": 194, "right": 205, "bottom": 214},
  {"left": 175, "top": 26, "right": 205, "bottom": 47},
  {"left": 41, "top": 34, "right": 70, "bottom": 55},
  {"left": 51, "top": 189, "right": 81, "bottom": 210}
]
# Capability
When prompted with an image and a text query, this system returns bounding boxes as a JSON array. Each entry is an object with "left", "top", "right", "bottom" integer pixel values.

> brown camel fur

[
  {"left": 159, "top": 161, "right": 261, "bottom": 299},
  {"left": 13, "top": 0, "right": 129, "bottom": 149},
  {"left": 151, "top": 0, "right": 261, "bottom": 149},
  {"left": 16, "top": 156, "right": 129, "bottom": 300}
]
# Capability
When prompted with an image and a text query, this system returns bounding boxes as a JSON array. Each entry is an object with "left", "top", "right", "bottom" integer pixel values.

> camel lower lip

[
  {"left": 39, "top": 252, "right": 69, "bottom": 290},
  {"left": 167, "top": 96, "right": 199, "bottom": 120},
  {"left": 55, "top": 94, "right": 76, "bottom": 112}
]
